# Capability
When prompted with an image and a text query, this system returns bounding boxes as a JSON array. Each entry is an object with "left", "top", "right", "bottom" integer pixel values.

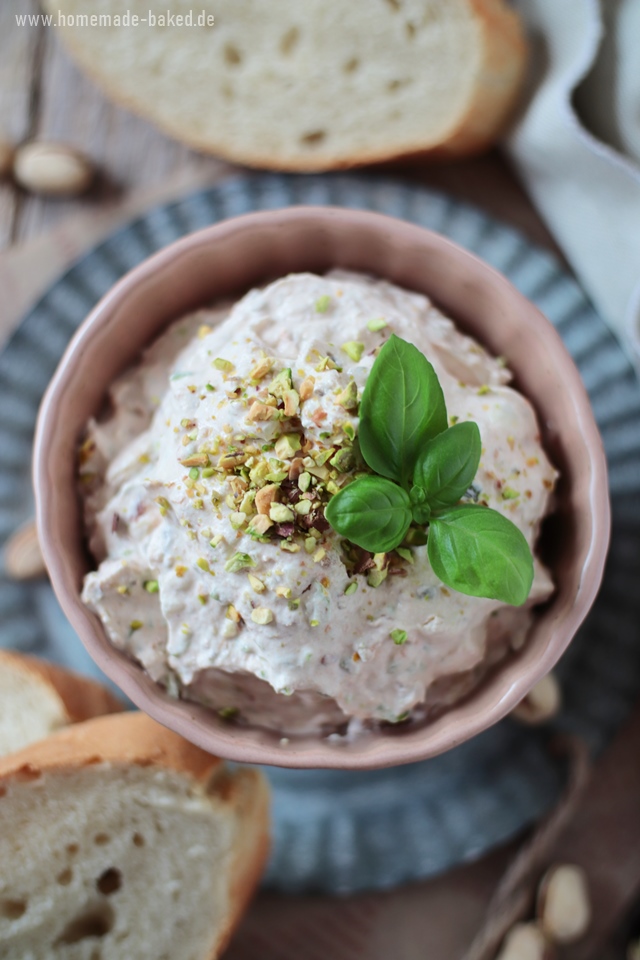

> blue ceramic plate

[{"left": 1, "top": 174, "right": 639, "bottom": 893}]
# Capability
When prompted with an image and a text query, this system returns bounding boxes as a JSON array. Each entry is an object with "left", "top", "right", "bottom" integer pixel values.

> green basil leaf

[
  {"left": 414, "top": 421, "right": 482, "bottom": 511},
  {"left": 358, "top": 334, "right": 447, "bottom": 485},
  {"left": 427, "top": 504, "right": 534, "bottom": 606},
  {"left": 325, "top": 476, "right": 412, "bottom": 554}
]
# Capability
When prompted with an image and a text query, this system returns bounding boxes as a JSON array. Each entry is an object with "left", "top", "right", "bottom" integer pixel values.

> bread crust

[
  {"left": 0, "top": 649, "right": 123, "bottom": 724},
  {"left": 0, "top": 712, "right": 270, "bottom": 959},
  {"left": 42, "top": 0, "right": 527, "bottom": 171}
]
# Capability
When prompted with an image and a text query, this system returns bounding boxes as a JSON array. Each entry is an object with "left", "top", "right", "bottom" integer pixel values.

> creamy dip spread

[{"left": 80, "top": 272, "right": 557, "bottom": 736}]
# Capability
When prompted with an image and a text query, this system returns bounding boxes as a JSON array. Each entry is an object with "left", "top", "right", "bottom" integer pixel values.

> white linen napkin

[{"left": 506, "top": 0, "right": 640, "bottom": 360}]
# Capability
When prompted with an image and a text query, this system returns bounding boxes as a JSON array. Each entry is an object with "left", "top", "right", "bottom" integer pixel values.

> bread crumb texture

[
  {"left": 0, "top": 652, "right": 122, "bottom": 758},
  {"left": 0, "top": 713, "right": 269, "bottom": 960},
  {"left": 0, "top": 660, "right": 68, "bottom": 758},
  {"left": 43, "top": 0, "right": 526, "bottom": 169}
]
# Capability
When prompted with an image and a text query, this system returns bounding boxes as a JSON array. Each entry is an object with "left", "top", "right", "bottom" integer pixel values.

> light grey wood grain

[
  {"left": 0, "top": 0, "right": 43, "bottom": 248},
  {"left": 16, "top": 26, "right": 230, "bottom": 243}
]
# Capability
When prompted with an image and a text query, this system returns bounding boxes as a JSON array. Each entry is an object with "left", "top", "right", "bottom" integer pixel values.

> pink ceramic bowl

[{"left": 34, "top": 207, "right": 610, "bottom": 769}]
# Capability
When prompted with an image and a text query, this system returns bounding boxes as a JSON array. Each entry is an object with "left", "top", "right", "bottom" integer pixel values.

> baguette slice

[
  {"left": 42, "top": 0, "right": 526, "bottom": 170},
  {"left": 0, "top": 651, "right": 123, "bottom": 757},
  {"left": 0, "top": 712, "right": 270, "bottom": 960}
]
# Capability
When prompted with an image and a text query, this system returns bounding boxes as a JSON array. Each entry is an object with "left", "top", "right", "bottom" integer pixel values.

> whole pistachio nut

[
  {"left": 512, "top": 673, "right": 561, "bottom": 725},
  {"left": 13, "top": 141, "right": 94, "bottom": 196},
  {"left": 4, "top": 520, "right": 46, "bottom": 581},
  {"left": 496, "top": 923, "right": 554, "bottom": 960},
  {"left": 537, "top": 864, "right": 591, "bottom": 944}
]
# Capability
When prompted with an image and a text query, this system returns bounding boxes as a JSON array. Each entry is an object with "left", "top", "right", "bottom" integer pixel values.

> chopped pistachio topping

[
  {"left": 250, "top": 356, "right": 274, "bottom": 380},
  {"left": 501, "top": 487, "right": 520, "bottom": 500},
  {"left": 248, "top": 514, "right": 273, "bottom": 536},
  {"left": 274, "top": 434, "right": 302, "bottom": 460},
  {"left": 276, "top": 586, "right": 292, "bottom": 599},
  {"left": 143, "top": 580, "right": 159, "bottom": 594},
  {"left": 229, "top": 512, "right": 247, "bottom": 529},
  {"left": 340, "top": 341, "right": 365, "bottom": 362},
  {"left": 310, "top": 619, "right": 320, "bottom": 627},
  {"left": 477, "top": 385, "right": 491, "bottom": 396},
  {"left": 283, "top": 390, "right": 300, "bottom": 417},
  {"left": 268, "top": 368, "right": 293, "bottom": 399},
  {"left": 196, "top": 558, "right": 210, "bottom": 572},
  {"left": 280, "top": 541, "right": 301, "bottom": 553},
  {"left": 367, "top": 568, "right": 388, "bottom": 588},
  {"left": 225, "top": 552, "right": 256, "bottom": 573},
  {"left": 298, "top": 472, "right": 311, "bottom": 493},
  {"left": 299, "top": 376, "right": 315, "bottom": 401},
  {"left": 226, "top": 604, "right": 241, "bottom": 622},
  {"left": 218, "top": 452, "right": 247, "bottom": 470},
  {"left": 155, "top": 496, "right": 171, "bottom": 516},
  {"left": 336, "top": 380, "right": 358, "bottom": 410},
  {"left": 395, "top": 547, "right": 414, "bottom": 564},
  {"left": 344, "top": 581, "right": 358, "bottom": 595},
  {"left": 268, "top": 503, "right": 293, "bottom": 523},
  {"left": 315, "top": 295, "right": 331, "bottom": 313},
  {"left": 390, "top": 629, "right": 407, "bottom": 645},
  {"left": 367, "top": 317, "right": 388, "bottom": 332},
  {"left": 213, "top": 357, "right": 234, "bottom": 373},
  {"left": 116, "top": 585, "right": 129, "bottom": 596},
  {"left": 248, "top": 573, "right": 266, "bottom": 593},
  {"left": 209, "top": 534, "right": 225, "bottom": 549},
  {"left": 251, "top": 606, "right": 274, "bottom": 625},
  {"left": 180, "top": 453, "right": 209, "bottom": 468},
  {"left": 247, "top": 400, "right": 277, "bottom": 422},
  {"left": 330, "top": 448, "right": 355, "bottom": 473},
  {"left": 129, "top": 620, "right": 143, "bottom": 632}
]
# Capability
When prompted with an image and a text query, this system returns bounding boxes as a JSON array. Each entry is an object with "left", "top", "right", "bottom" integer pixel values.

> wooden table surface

[{"left": 0, "top": 0, "right": 560, "bottom": 260}]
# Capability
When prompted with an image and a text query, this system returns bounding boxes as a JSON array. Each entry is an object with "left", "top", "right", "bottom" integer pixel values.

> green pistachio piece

[
  {"left": 224, "top": 552, "right": 256, "bottom": 573},
  {"left": 274, "top": 434, "right": 302, "bottom": 460},
  {"left": 330, "top": 448, "right": 355, "bottom": 472},
  {"left": 341, "top": 341, "right": 365, "bottom": 362},
  {"left": 268, "top": 368, "right": 293, "bottom": 399},
  {"left": 336, "top": 380, "right": 358, "bottom": 411}
]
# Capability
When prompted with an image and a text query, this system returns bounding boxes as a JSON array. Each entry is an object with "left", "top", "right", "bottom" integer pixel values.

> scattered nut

[
  {"left": 0, "top": 137, "right": 14, "bottom": 179},
  {"left": 537, "top": 864, "right": 591, "bottom": 944},
  {"left": 512, "top": 673, "right": 561, "bottom": 725},
  {"left": 13, "top": 141, "right": 94, "bottom": 196},
  {"left": 255, "top": 484, "right": 279, "bottom": 516},
  {"left": 299, "top": 376, "right": 315, "bottom": 401},
  {"left": 496, "top": 923, "right": 554, "bottom": 960},
  {"left": 246, "top": 400, "right": 277, "bottom": 422},
  {"left": 4, "top": 520, "right": 46, "bottom": 580},
  {"left": 250, "top": 606, "right": 274, "bottom": 625}
]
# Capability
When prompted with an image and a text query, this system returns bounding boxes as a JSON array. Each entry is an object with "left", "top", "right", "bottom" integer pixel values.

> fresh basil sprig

[{"left": 325, "top": 335, "right": 534, "bottom": 606}]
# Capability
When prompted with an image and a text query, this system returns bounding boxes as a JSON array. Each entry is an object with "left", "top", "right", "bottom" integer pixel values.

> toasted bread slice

[
  {"left": 42, "top": 0, "right": 527, "bottom": 170},
  {"left": 0, "top": 651, "right": 123, "bottom": 757},
  {"left": 0, "top": 712, "right": 270, "bottom": 959}
]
